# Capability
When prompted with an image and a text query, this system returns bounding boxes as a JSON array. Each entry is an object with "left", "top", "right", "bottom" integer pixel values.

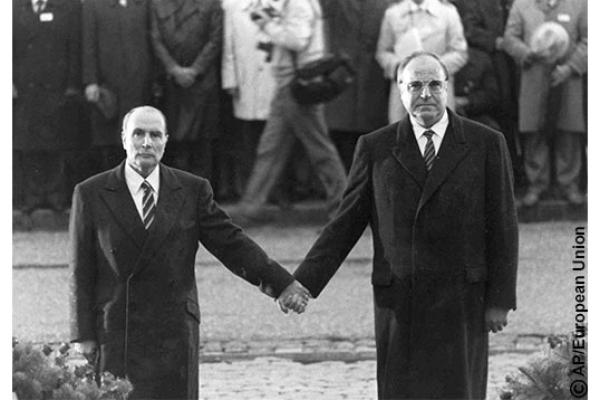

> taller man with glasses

[{"left": 290, "top": 52, "right": 519, "bottom": 399}]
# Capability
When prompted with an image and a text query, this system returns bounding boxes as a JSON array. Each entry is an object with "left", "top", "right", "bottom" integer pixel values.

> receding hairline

[
  {"left": 121, "top": 106, "right": 167, "bottom": 135},
  {"left": 397, "top": 51, "right": 449, "bottom": 82}
]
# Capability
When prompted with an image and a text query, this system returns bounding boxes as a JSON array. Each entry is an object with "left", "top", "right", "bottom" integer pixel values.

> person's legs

[
  {"left": 288, "top": 94, "right": 347, "bottom": 216},
  {"left": 521, "top": 131, "right": 550, "bottom": 206},
  {"left": 240, "top": 88, "right": 295, "bottom": 211},
  {"left": 555, "top": 130, "right": 585, "bottom": 204}
]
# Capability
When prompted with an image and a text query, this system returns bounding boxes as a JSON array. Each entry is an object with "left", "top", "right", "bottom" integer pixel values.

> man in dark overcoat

[
  {"left": 319, "top": 0, "right": 395, "bottom": 171},
  {"left": 292, "top": 52, "right": 519, "bottom": 399},
  {"left": 150, "top": 0, "right": 222, "bottom": 180},
  {"left": 69, "top": 106, "right": 309, "bottom": 400},
  {"left": 13, "top": 0, "right": 82, "bottom": 213},
  {"left": 82, "top": 0, "right": 155, "bottom": 171}
]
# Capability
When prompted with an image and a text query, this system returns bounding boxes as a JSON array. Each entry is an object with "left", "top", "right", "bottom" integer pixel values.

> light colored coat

[
  {"left": 376, "top": 0, "right": 468, "bottom": 123},
  {"left": 503, "top": 0, "right": 586, "bottom": 133},
  {"left": 221, "top": 0, "right": 276, "bottom": 120}
]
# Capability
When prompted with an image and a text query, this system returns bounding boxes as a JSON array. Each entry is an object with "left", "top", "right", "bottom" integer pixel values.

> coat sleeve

[
  {"left": 565, "top": 1, "right": 587, "bottom": 75},
  {"left": 293, "top": 136, "right": 372, "bottom": 298},
  {"left": 484, "top": 131, "right": 519, "bottom": 311},
  {"left": 66, "top": 0, "right": 81, "bottom": 90},
  {"left": 440, "top": 5, "right": 468, "bottom": 75},
  {"left": 502, "top": 0, "right": 530, "bottom": 65},
  {"left": 81, "top": 0, "right": 98, "bottom": 86},
  {"left": 189, "top": 0, "right": 223, "bottom": 77},
  {"left": 375, "top": 9, "right": 400, "bottom": 80},
  {"left": 69, "top": 184, "right": 98, "bottom": 343},
  {"left": 221, "top": 2, "right": 237, "bottom": 90},
  {"left": 195, "top": 180, "right": 295, "bottom": 298},
  {"left": 150, "top": 2, "right": 179, "bottom": 73}
]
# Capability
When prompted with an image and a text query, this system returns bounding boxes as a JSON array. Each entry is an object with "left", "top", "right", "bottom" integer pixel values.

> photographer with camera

[{"left": 235, "top": 0, "right": 347, "bottom": 223}]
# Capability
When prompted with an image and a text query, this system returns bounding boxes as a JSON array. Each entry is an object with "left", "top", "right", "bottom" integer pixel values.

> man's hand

[
  {"left": 485, "top": 307, "right": 509, "bottom": 333},
  {"left": 522, "top": 50, "right": 543, "bottom": 69},
  {"left": 73, "top": 340, "right": 99, "bottom": 362},
  {"left": 85, "top": 84, "right": 100, "bottom": 102},
  {"left": 170, "top": 65, "right": 196, "bottom": 88},
  {"left": 551, "top": 64, "right": 572, "bottom": 87},
  {"left": 277, "top": 281, "right": 311, "bottom": 314}
]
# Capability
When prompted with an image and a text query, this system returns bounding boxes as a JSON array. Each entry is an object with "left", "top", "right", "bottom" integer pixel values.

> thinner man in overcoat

[
  {"left": 13, "top": 0, "right": 82, "bottom": 213},
  {"left": 82, "top": 0, "right": 155, "bottom": 171},
  {"left": 69, "top": 106, "right": 308, "bottom": 400},
  {"left": 292, "top": 52, "right": 519, "bottom": 399}
]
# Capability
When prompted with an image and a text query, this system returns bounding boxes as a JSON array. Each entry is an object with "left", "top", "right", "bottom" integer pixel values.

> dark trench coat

[
  {"left": 13, "top": 0, "right": 82, "bottom": 151},
  {"left": 294, "top": 110, "right": 519, "bottom": 399},
  {"left": 150, "top": 0, "right": 222, "bottom": 142},
  {"left": 69, "top": 162, "right": 295, "bottom": 399},
  {"left": 82, "top": 0, "right": 155, "bottom": 147}
]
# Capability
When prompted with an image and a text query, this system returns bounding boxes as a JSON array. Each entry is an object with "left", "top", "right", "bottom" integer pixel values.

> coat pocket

[
  {"left": 185, "top": 299, "right": 201, "bottom": 324},
  {"left": 465, "top": 267, "right": 488, "bottom": 283}
]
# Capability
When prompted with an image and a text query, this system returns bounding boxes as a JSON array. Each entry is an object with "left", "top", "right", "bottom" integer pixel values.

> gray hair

[
  {"left": 121, "top": 106, "right": 167, "bottom": 136},
  {"left": 396, "top": 51, "right": 450, "bottom": 82}
]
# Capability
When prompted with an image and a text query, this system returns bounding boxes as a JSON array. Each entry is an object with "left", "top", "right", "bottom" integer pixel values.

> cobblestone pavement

[{"left": 198, "top": 352, "right": 531, "bottom": 400}]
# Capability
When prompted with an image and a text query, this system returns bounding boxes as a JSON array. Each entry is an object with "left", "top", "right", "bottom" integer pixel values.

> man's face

[
  {"left": 122, "top": 109, "right": 168, "bottom": 176},
  {"left": 398, "top": 55, "right": 448, "bottom": 128}
]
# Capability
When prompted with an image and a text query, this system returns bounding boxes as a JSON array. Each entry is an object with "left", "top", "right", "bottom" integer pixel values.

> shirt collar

[
  {"left": 405, "top": 0, "right": 441, "bottom": 17},
  {"left": 410, "top": 109, "right": 449, "bottom": 141},
  {"left": 125, "top": 162, "right": 160, "bottom": 194},
  {"left": 31, "top": 0, "right": 47, "bottom": 9}
]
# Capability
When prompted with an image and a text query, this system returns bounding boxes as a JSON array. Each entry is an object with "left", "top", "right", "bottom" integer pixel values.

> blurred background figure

[
  {"left": 320, "top": 0, "right": 395, "bottom": 172},
  {"left": 376, "top": 0, "right": 467, "bottom": 123},
  {"left": 503, "top": 0, "right": 587, "bottom": 206},
  {"left": 454, "top": 47, "right": 501, "bottom": 130},
  {"left": 219, "top": 0, "right": 277, "bottom": 200},
  {"left": 235, "top": 0, "right": 347, "bottom": 222},
  {"left": 451, "top": 0, "right": 523, "bottom": 188},
  {"left": 13, "top": 0, "right": 82, "bottom": 215},
  {"left": 82, "top": 0, "right": 155, "bottom": 172},
  {"left": 151, "top": 0, "right": 223, "bottom": 180}
]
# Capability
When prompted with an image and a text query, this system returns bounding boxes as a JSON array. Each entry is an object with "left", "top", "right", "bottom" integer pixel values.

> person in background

[
  {"left": 376, "top": 0, "right": 467, "bottom": 124},
  {"left": 454, "top": 47, "right": 502, "bottom": 130},
  {"left": 235, "top": 0, "right": 347, "bottom": 222},
  {"left": 150, "top": 0, "right": 222, "bottom": 180},
  {"left": 320, "top": 0, "right": 396, "bottom": 172},
  {"left": 451, "top": 0, "right": 523, "bottom": 187},
  {"left": 503, "top": 0, "right": 587, "bottom": 206},
  {"left": 220, "top": 0, "right": 277, "bottom": 199},
  {"left": 82, "top": 0, "right": 155, "bottom": 173},
  {"left": 13, "top": 0, "right": 82, "bottom": 215}
]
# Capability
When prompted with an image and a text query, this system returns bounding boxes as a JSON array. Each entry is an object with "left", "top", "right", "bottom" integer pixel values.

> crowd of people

[{"left": 13, "top": 0, "right": 587, "bottom": 217}]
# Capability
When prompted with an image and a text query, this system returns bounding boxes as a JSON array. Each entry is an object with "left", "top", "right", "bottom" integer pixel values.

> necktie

[
  {"left": 141, "top": 181, "right": 155, "bottom": 229},
  {"left": 35, "top": 0, "right": 44, "bottom": 13},
  {"left": 423, "top": 130, "right": 436, "bottom": 172}
]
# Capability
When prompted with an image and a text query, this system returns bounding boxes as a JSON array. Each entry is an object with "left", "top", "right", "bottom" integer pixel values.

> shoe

[
  {"left": 564, "top": 188, "right": 586, "bottom": 206},
  {"left": 520, "top": 189, "right": 541, "bottom": 207}
]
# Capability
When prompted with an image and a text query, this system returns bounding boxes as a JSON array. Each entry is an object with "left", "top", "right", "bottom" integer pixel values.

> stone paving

[{"left": 198, "top": 352, "right": 532, "bottom": 400}]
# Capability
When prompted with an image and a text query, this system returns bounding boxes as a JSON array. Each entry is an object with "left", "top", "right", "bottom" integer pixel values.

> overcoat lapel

[
  {"left": 417, "top": 112, "right": 470, "bottom": 213},
  {"left": 130, "top": 164, "right": 186, "bottom": 276},
  {"left": 101, "top": 162, "right": 147, "bottom": 250},
  {"left": 392, "top": 119, "right": 428, "bottom": 189}
]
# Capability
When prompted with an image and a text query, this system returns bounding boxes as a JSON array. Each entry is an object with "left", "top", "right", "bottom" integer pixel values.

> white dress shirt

[
  {"left": 410, "top": 110, "right": 449, "bottom": 156},
  {"left": 124, "top": 163, "right": 160, "bottom": 221}
]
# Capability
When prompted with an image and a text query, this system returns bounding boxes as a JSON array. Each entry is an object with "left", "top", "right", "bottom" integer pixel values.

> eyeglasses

[{"left": 403, "top": 80, "right": 447, "bottom": 94}]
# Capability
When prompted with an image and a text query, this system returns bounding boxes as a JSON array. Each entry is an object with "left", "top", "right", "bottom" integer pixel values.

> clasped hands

[{"left": 277, "top": 281, "right": 312, "bottom": 314}]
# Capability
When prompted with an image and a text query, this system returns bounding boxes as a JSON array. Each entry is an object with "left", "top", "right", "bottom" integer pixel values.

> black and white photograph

[{"left": 11, "top": 0, "right": 591, "bottom": 399}]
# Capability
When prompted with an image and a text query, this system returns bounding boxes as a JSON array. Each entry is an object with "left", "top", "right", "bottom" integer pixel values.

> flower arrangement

[
  {"left": 12, "top": 338, "right": 133, "bottom": 400},
  {"left": 500, "top": 334, "right": 586, "bottom": 400}
]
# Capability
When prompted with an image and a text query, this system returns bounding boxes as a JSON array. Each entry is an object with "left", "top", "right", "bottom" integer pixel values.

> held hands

[
  {"left": 277, "top": 281, "right": 312, "bottom": 314},
  {"left": 170, "top": 65, "right": 197, "bottom": 88},
  {"left": 551, "top": 64, "right": 572, "bottom": 87},
  {"left": 485, "top": 307, "right": 509, "bottom": 333},
  {"left": 85, "top": 83, "right": 100, "bottom": 102}
]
